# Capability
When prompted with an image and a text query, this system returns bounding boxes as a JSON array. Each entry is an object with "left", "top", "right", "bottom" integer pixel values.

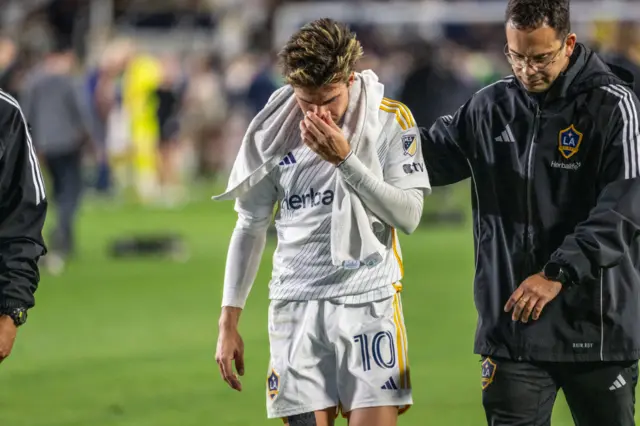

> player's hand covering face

[{"left": 300, "top": 111, "right": 351, "bottom": 165}]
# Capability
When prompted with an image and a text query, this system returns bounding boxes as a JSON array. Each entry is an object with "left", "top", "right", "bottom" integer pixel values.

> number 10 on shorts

[{"left": 353, "top": 331, "right": 397, "bottom": 371}]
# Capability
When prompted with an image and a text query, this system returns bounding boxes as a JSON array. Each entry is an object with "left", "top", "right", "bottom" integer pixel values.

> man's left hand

[
  {"left": 504, "top": 273, "right": 563, "bottom": 323},
  {"left": 300, "top": 111, "right": 351, "bottom": 165}
]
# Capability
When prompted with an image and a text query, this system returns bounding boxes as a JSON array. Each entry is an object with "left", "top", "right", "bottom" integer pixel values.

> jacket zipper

[
  {"left": 526, "top": 107, "right": 540, "bottom": 248},
  {"left": 599, "top": 268, "right": 604, "bottom": 361},
  {"left": 518, "top": 106, "right": 541, "bottom": 360}
]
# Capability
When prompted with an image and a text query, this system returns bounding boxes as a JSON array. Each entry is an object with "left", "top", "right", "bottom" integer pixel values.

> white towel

[
  {"left": 213, "top": 70, "right": 387, "bottom": 269},
  {"left": 212, "top": 84, "right": 302, "bottom": 201}
]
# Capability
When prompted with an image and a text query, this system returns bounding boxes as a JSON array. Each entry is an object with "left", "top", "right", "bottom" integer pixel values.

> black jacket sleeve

[
  {"left": 0, "top": 101, "right": 47, "bottom": 310},
  {"left": 550, "top": 88, "right": 640, "bottom": 284},
  {"left": 420, "top": 100, "right": 473, "bottom": 186}
]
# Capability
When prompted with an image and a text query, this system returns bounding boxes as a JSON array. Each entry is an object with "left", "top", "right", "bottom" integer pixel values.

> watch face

[
  {"left": 543, "top": 263, "right": 558, "bottom": 278},
  {"left": 12, "top": 308, "right": 27, "bottom": 326},
  {"left": 544, "top": 263, "right": 562, "bottom": 280}
]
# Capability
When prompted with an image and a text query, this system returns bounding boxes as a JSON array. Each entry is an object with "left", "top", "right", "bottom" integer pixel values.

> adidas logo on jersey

[
  {"left": 281, "top": 188, "right": 334, "bottom": 211},
  {"left": 381, "top": 377, "right": 399, "bottom": 390},
  {"left": 279, "top": 152, "right": 296, "bottom": 166}
]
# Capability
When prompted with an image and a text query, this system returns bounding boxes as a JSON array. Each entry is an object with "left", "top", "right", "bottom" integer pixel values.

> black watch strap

[
  {"left": 0, "top": 307, "right": 27, "bottom": 326},
  {"left": 544, "top": 262, "right": 575, "bottom": 287}
]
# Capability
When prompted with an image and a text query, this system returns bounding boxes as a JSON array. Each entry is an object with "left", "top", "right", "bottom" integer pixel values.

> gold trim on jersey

[
  {"left": 391, "top": 228, "right": 411, "bottom": 409},
  {"left": 393, "top": 291, "right": 411, "bottom": 416},
  {"left": 380, "top": 98, "right": 416, "bottom": 131},
  {"left": 391, "top": 228, "right": 405, "bottom": 278}
]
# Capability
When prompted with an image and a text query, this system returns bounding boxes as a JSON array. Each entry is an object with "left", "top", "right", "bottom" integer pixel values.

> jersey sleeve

[
  {"left": 382, "top": 107, "right": 431, "bottom": 194},
  {"left": 422, "top": 101, "right": 474, "bottom": 186},
  {"left": 222, "top": 175, "right": 278, "bottom": 309}
]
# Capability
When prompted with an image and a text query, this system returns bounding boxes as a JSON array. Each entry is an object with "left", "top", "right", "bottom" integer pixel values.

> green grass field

[{"left": 0, "top": 186, "right": 633, "bottom": 425}]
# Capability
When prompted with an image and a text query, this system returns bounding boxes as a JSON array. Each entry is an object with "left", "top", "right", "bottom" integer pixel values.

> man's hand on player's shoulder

[
  {"left": 504, "top": 273, "right": 562, "bottom": 323},
  {"left": 216, "top": 307, "right": 245, "bottom": 392},
  {"left": 300, "top": 111, "right": 351, "bottom": 165},
  {"left": 0, "top": 315, "right": 17, "bottom": 363}
]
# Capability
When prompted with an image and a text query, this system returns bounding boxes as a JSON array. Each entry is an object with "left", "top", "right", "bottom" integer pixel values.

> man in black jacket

[
  {"left": 423, "top": 0, "right": 640, "bottom": 424},
  {"left": 0, "top": 91, "right": 47, "bottom": 364}
]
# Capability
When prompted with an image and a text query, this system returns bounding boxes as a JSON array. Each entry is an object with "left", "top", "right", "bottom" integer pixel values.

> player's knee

[{"left": 285, "top": 412, "right": 319, "bottom": 426}]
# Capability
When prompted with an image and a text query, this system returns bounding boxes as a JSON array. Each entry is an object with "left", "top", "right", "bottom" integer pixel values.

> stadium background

[{"left": 0, "top": 0, "right": 638, "bottom": 425}]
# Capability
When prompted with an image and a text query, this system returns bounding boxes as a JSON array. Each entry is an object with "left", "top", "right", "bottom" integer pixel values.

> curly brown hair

[{"left": 279, "top": 18, "right": 363, "bottom": 88}]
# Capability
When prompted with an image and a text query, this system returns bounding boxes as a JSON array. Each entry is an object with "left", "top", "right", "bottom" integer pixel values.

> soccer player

[
  {"left": 215, "top": 19, "right": 430, "bottom": 426},
  {"left": 422, "top": 0, "right": 640, "bottom": 424},
  {"left": 0, "top": 91, "right": 47, "bottom": 363}
]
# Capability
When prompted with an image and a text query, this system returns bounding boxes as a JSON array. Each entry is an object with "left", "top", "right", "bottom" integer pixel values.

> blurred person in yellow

[
  {"left": 214, "top": 18, "right": 431, "bottom": 426},
  {"left": 122, "top": 52, "right": 162, "bottom": 203}
]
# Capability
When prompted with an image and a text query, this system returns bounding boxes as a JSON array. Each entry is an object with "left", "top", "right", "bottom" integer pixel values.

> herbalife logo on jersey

[
  {"left": 282, "top": 188, "right": 334, "bottom": 210},
  {"left": 551, "top": 160, "right": 581, "bottom": 171}
]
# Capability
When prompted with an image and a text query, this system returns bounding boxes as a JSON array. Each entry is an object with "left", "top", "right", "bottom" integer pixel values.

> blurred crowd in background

[{"left": 0, "top": 0, "right": 639, "bottom": 267}]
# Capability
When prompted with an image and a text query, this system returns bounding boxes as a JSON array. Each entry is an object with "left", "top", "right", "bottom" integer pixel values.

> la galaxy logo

[
  {"left": 267, "top": 369, "right": 280, "bottom": 400},
  {"left": 481, "top": 357, "right": 497, "bottom": 390},
  {"left": 402, "top": 134, "right": 417, "bottom": 157},
  {"left": 558, "top": 124, "right": 583, "bottom": 159}
]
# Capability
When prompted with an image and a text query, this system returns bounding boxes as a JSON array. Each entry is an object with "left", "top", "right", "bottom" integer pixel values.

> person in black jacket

[
  {"left": 0, "top": 91, "right": 47, "bottom": 363},
  {"left": 422, "top": 0, "right": 640, "bottom": 424}
]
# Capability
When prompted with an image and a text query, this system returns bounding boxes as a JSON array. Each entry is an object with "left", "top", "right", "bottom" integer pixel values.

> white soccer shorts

[{"left": 265, "top": 290, "right": 412, "bottom": 420}]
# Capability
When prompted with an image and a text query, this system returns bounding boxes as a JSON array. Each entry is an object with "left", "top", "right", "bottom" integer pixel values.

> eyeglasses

[{"left": 504, "top": 39, "right": 566, "bottom": 71}]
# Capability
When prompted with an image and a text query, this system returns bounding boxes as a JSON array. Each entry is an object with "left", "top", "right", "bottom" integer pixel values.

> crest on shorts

[
  {"left": 402, "top": 134, "right": 417, "bottom": 157},
  {"left": 267, "top": 369, "right": 280, "bottom": 400},
  {"left": 558, "top": 124, "right": 583, "bottom": 159},
  {"left": 481, "top": 357, "right": 497, "bottom": 390}
]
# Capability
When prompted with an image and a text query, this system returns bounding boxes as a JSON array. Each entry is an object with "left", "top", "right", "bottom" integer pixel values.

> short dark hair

[
  {"left": 279, "top": 18, "right": 363, "bottom": 88},
  {"left": 505, "top": 0, "right": 571, "bottom": 38}
]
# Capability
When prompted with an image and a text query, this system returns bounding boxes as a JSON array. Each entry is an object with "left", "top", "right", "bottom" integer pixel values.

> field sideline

[{"left": 0, "top": 187, "right": 633, "bottom": 425}]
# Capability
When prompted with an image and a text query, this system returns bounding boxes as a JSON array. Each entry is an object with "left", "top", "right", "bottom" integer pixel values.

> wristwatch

[
  {"left": 0, "top": 307, "right": 28, "bottom": 327},
  {"left": 543, "top": 261, "right": 575, "bottom": 287}
]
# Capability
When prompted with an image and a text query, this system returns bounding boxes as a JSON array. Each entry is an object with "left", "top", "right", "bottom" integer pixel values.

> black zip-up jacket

[
  {"left": 423, "top": 43, "right": 640, "bottom": 362},
  {"left": 0, "top": 92, "right": 47, "bottom": 312}
]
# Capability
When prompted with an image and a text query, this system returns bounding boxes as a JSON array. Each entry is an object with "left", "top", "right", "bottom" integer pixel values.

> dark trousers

[
  {"left": 481, "top": 356, "right": 638, "bottom": 426},
  {"left": 44, "top": 149, "right": 83, "bottom": 257}
]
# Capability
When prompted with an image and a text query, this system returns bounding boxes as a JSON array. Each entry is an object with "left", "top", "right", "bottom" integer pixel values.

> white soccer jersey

[{"left": 235, "top": 98, "right": 430, "bottom": 302}]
